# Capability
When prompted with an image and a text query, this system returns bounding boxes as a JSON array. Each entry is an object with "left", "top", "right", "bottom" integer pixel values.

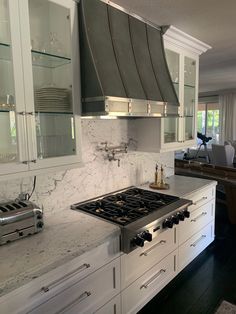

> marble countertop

[
  {"left": 0, "top": 175, "right": 216, "bottom": 299},
  {"left": 0, "top": 209, "right": 120, "bottom": 298},
  {"left": 141, "top": 175, "right": 217, "bottom": 198}
]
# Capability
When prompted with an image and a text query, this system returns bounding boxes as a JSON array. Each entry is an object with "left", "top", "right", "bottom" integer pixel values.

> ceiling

[{"left": 112, "top": 0, "right": 236, "bottom": 94}]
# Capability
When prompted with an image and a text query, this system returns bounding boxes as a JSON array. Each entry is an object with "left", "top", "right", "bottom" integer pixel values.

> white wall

[{"left": 0, "top": 119, "right": 174, "bottom": 216}]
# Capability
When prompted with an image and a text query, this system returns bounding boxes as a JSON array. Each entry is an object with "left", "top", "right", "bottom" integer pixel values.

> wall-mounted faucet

[{"left": 97, "top": 142, "right": 128, "bottom": 167}]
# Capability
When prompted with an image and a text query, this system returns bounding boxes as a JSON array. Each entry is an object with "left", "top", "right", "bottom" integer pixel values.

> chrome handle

[
  {"left": 57, "top": 291, "right": 91, "bottom": 314},
  {"left": 140, "top": 240, "right": 166, "bottom": 257},
  {"left": 41, "top": 263, "right": 90, "bottom": 293},
  {"left": 140, "top": 269, "right": 166, "bottom": 289},
  {"left": 193, "top": 196, "right": 207, "bottom": 205},
  {"left": 191, "top": 212, "right": 207, "bottom": 222},
  {"left": 190, "top": 235, "right": 206, "bottom": 247}
]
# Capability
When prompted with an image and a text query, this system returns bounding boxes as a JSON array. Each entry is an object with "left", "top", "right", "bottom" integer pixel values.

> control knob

[
  {"left": 172, "top": 214, "right": 179, "bottom": 225},
  {"left": 184, "top": 210, "right": 190, "bottom": 218},
  {"left": 133, "top": 236, "right": 145, "bottom": 247},
  {"left": 37, "top": 221, "right": 44, "bottom": 229},
  {"left": 37, "top": 213, "right": 43, "bottom": 220},
  {"left": 163, "top": 218, "right": 173, "bottom": 229},
  {"left": 178, "top": 211, "right": 185, "bottom": 221},
  {"left": 142, "top": 231, "right": 152, "bottom": 242}
]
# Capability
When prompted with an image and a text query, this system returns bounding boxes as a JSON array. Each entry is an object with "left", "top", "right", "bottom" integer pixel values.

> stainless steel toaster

[{"left": 0, "top": 200, "right": 44, "bottom": 245}]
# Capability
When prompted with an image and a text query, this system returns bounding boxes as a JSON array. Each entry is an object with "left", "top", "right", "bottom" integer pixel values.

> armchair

[{"left": 212, "top": 144, "right": 235, "bottom": 166}]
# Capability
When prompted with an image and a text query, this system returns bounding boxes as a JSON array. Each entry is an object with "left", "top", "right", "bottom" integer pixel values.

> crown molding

[{"left": 164, "top": 25, "right": 211, "bottom": 55}]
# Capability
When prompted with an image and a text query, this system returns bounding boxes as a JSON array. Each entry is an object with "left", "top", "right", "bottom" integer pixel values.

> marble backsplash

[{"left": 0, "top": 119, "right": 174, "bottom": 215}]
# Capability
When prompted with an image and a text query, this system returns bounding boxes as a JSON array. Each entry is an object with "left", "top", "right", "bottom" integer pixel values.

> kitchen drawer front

[
  {"left": 121, "top": 228, "right": 177, "bottom": 289},
  {"left": 0, "top": 237, "right": 120, "bottom": 314},
  {"left": 122, "top": 250, "right": 177, "bottom": 314},
  {"left": 95, "top": 294, "right": 121, "bottom": 314},
  {"left": 187, "top": 186, "right": 215, "bottom": 212},
  {"left": 179, "top": 199, "right": 215, "bottom": 245},
  {"left": 25, "top": 258, "right": 120, "bottom": 314},
  {"left": 178, "top": 222, "right": 214, "bottom": 272}
]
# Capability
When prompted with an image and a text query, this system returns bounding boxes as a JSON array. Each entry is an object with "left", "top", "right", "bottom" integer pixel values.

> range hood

[{"left": 79, "top": 0, "right": 179, "bottom": 117}]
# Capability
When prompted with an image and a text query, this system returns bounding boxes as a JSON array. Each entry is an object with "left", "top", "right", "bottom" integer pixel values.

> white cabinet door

[
  {"left": 162, "top": 45, "right": 198, "bottom": 151},
  {"left": 18, "top": 0, "right": 82, "bottom": 171},
  {"left": 0, "top": 0, "right": 29, "bottom": 175},
  {"left": 95, "top": 295, "right": 121, "bottom": 314},
  {"left": 121, "top": 227, "right": 177, "bottom": 289},
  {"left": 122, "top": 250, "right": 177, "bottom": 314},
  {"left": 0, "top": 0, "right": 82, "bottom": 179},
  {"left": 26, "top": 258, "right": 120, "bottom": 314},
  {"left": 0, "top": 237, "right": 120, "bottom": 314},
  {"left": 178, "top": 199, "right": 215, "bottom": 245},
  {"left": 178, "top": 222, "right": 214, "bottom": 272}
]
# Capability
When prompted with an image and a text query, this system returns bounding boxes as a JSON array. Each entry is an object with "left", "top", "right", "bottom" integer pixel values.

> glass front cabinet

[
  {"left": 0, "top": 0, "right": 81, "bottom": 179},
  {"left": 162, "top": 45, "right": 198, "bottom": 151},
  {"left": 160, "top": 28, "right": 204, "bottom": 152},
  {"left": 132, "top": 26, "right": 210, "bottom": 153}
]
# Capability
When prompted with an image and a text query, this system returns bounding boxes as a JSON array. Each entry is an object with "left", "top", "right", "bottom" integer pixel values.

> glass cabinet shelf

[
  {"left": 0, "top": 108, "right": 15, "bottom": 113},
  {"left": 0, "top": 43, "right": 11, "bottom": 61},
  {"left": 31, "top": 50, "right": 71, "bottom": 68},
  {"left": 35, "top": 111, "right": 72, "bottom": 114}
]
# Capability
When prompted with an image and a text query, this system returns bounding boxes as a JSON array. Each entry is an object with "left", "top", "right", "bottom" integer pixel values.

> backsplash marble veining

[{"left": 0, "top": 120, "right": 174, "bottom": 215}]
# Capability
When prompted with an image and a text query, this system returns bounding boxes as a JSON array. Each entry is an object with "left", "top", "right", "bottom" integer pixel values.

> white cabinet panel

[
  {"left": 178, "top": 222, "right": 214, "bottom": 272},
  {"left": 179, "top": 199, "right": 215, "bottom": 245},
  {"left": 0, "top": 0, "right": 82, "bottom": 180},
  {"left": 187, "top": 186, "right": 215, "bottom": 212},
  {"left": 0, "top": 237, "right": 120, "bottom": 314},
  {"left": 27, "top": 258, "right": 120, "bottom": 314},
  {"left": 95, "top": 295, "right": 121, "bottom": 314},
  {"left": 0, "top": 0, "right": 29, "bottom": 175},
  {"left": 122, "top": 250, "right": 177, "bottom": 314},
  {"left": 121, "top": 227, "right": 177, "bottom": 289}
]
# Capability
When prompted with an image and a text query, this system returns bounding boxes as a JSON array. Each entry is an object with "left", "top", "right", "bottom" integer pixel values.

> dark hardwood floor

[{"left": 139, "top": 202, "right": 236, "bottom": 314}]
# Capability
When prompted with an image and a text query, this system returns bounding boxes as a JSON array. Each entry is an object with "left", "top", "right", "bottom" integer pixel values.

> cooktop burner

[{"left": 72, "top": 188, "right": 179, "bottom": 226}]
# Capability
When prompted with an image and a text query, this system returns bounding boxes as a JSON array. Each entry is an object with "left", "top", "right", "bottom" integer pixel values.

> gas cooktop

[
  {"left": 71, "top": 187, "right": 192, "bottom": 253},
  {"left": 71, "top": 188, "right": 179, "bottom": 226}
]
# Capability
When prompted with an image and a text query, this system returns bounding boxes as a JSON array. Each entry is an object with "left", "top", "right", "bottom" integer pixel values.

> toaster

[{"left": 0, "top": 200, "right": 44, "bottom": 245}]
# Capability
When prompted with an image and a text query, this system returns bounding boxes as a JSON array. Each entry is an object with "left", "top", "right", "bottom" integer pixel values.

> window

[{"left": 197, "top": 100, "right": 221, "bottom": 144}]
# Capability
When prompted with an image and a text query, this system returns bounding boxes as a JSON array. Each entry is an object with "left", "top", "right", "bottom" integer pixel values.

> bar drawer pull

[
  {"left": 41, "top": 263, "right": 90, "bottom": 293},
  {"left": 140, "top": 269, "right": 166, "bottom": 289},
  {"left": 193, "top": 196, "right": 207, "bottom": 205},
  {"left": 140, "top": 240, "right": 166, "bottom": 257},
  {"left": 190, "top": 235, "right": 206, "bottom": 248},
  {"left": 57, "top": 291, "right": 91, "bottom": 314},
  {"left": 191, "top": 211, "right": 207, "bottom": 222}
]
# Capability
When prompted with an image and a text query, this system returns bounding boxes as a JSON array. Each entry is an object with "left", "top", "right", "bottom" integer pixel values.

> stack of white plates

[{"left": 35, "top": 87, "right": 72, "bottom": 113}]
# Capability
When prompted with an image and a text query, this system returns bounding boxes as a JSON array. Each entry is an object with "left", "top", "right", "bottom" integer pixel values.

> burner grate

[{"left": 73, "top": 188, "right": 180, "bottom": 226}]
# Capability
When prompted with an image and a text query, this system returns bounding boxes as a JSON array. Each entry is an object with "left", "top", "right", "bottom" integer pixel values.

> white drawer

[
  {"left": 121, "top": 228, "right": 177, "bottom": 289},
  {"left": 178, "top": 222, "right": 214, "bottom": 272},
  {"left": 122, "top": 250, "right": 177, "bottom": 314},
  {"left": 26, "top": 258, "right": 120, "bottom": 314},
  {"left": 0, "top": 237, "right": 120, "bottom": 314},
  {"left": 95, "top": 294, "right": 121, "bottom": 314},
  {"left": 187, "top": 186, "right": 215, "bottom": 212},
  {"left": 179, "top": 199, "right": 215, "bottom": 245}
]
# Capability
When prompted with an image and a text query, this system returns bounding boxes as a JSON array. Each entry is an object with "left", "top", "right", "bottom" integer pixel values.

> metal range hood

[{"left": 79, "top": 0, "right": 179, "bottom": 117}]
